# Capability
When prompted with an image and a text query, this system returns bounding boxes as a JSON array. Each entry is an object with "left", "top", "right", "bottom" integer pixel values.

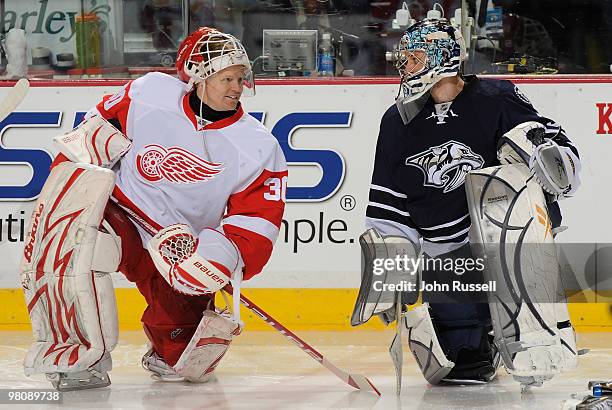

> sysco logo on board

[{"left": 0, "top": 111, "right": 350, "bottom": 202}]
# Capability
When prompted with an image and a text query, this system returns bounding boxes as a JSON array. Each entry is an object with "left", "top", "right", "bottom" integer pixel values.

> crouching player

[
  {"left": 19, "top": 27, "right": 287, "bottom": 390},
  {"left": 351, "top": 12, "right": 583, "bottom": 391}
]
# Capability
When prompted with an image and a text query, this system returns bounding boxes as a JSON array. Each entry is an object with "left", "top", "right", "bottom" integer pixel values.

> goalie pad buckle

[
  {"left": 173, "top": 310, "right": 242, "bottom": 382},
  {"left": 20, "top": 162, "right": 120, "bottom": 378},
  {"left": 465, "top": 163, "right": 579, "bottom": 387},
  {"left": 351, "top": 228, "right": 420, "bottom": 326}
]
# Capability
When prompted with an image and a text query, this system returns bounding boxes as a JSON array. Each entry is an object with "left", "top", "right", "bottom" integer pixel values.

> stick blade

[
  {"left": 389, "top": 332, "right": 403, "bottom": 395},
  {"left": 347, "top": 373, "right": 382, "bottom": 397},
  {"left": 321, "top": 356, "right": 381, "bottom": 396}
]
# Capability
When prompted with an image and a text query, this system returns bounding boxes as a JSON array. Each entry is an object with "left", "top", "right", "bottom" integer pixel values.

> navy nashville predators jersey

[{"left": 365, "top": 75, "right": 578, "bottom": 257}]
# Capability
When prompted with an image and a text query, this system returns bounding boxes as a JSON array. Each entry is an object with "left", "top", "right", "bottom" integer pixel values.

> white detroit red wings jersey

[{"left": 88, "top": 72, "right": 287, "bottom": 280}]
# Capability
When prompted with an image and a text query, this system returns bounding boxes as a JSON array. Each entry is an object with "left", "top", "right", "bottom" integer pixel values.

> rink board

[
  {"left": 0, "top": 76, "right": 610, "bottom": 330},
  {"left": 0, "top": 288, "right": 610, "bottom": 332}
]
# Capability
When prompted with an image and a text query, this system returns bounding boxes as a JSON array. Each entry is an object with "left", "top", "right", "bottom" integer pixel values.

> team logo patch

[
  {"left": 136, "top": 144, "right": 223, "bottom": 183},
  {"left": 170, "top": 328, "right": 183, "bottom": 340},
  {"left": 406, "top": 140, "right": 484, "bottom": 193},
  {"left": 514, "top": 85, "right": 532, "bottom": 105},
  {"left": 426, "top": 107, "right": 458, "bottom": 124}
]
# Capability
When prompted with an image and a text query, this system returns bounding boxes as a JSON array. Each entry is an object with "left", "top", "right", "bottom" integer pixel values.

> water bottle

[
  {"left": 75, "top": 13, "right": 101, "bottom": 69},
  {"left": 317, "top": 33, "right": 334, "bottom": 77}
]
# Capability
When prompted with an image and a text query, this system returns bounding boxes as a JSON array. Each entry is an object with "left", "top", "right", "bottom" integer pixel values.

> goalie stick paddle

[
  {"left": 0, "top": 79, "right": 30, "bottom": 123},
  {"left": 116, "top": 203, "right": 381, "bottom": 396},
  {"left": 224, "top": 284, "right": 381, "bottom": 397}
]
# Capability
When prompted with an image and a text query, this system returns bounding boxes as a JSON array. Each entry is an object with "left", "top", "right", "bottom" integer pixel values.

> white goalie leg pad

[
  {"left": 554, "top": 302, "right": 580, "bottom": 371},
  {"left": 20, "top": 162, "right": 119, "bottom": 377},
  {"left": 173, "top": 310, "right": 242, "bottom": 382},
  {"left": 54, "top": 114, "right": 131, "bottom": 169},
  {"left": 351, "top": 228, "right": 420, "bottom": 326},
  {"left": 147, "top": 224, "right": 231, "bottom": 296},
  {"left": 465, "top": 163, "right": 577, "bottom": 386},
  {"left": 403, "top": 304, "right": 455, "bottom": 385}
]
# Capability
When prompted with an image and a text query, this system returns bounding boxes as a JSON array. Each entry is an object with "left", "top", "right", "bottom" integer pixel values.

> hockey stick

[
  {"left": 117, "top": 203, "right": 381, "bottom": 396},
  {"left": 388, "top": 292, "right": 403, "bottom": 395},
  {"left": 224, "top": 284, "right": 381, "bottom": 396},
  {"left": 0, "top": 79, "right": 30, "bottom": 123}
]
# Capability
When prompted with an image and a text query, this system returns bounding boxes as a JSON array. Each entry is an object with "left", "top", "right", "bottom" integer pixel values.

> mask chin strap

[
  {"left": 190, "top": 80, "right": 214, "bottom": 161},
  {"left": 185, "top": 77, "right": 196, "bottom": 92}
]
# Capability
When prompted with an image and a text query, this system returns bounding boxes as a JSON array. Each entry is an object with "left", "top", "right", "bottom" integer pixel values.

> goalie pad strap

[
  {"left": 351, "top": 228, "right": 420, "bottom": 327},
  {"left": 20, "top": 162, "right": 120, "bottom": 375},
  {"left": 465, "top": 163, "right": 578, "bottom": 383},
  {"left": 91, "top": 226, "right": 122, "bottom": 273},
  {"left": 54, "top": 115, "right": 131, "bottom": 169},
  {"left": 173, "top": 310, "right": 242, "bottom": 382}
]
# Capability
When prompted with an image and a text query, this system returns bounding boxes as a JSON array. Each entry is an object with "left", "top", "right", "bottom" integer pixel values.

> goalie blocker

[
  {"left": 350, "top": 228, "right": 420, "bottom": 327},
  {"left": 351, "top": 229, "right": 457, "bottom": 387}
]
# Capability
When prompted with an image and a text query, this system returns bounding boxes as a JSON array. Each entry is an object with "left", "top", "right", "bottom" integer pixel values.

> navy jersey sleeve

[
  {"left": 365, "top": 110, "right": 421, "bottom": 244},
  {"left": 498, "top": 81, "right": 579, "bottom": 158}
]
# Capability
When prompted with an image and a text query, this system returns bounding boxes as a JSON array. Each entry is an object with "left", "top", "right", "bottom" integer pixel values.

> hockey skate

[
  {"left": 46, "top": 353, "right": 112, "bottom": 391},
  {"left": 141, "top": 348, "right": 185, "bottom": 382},
  {"left": 441, "top": 332, "right": 501, "bottom": 385}
]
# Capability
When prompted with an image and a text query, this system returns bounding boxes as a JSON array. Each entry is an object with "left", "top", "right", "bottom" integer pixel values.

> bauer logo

[{"left": 23, "top": 203, "right": 44, "bottom": 263}]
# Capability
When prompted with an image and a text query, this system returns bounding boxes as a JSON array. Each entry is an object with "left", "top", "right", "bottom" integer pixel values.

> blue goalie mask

[{"left": 396, "top": 18, "right": 466, "bottom": 102}]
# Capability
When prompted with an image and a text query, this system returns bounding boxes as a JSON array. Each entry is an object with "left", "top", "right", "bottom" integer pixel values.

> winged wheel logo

[{"left": 136, "top": 144, "right": 223, "bottom": 183}]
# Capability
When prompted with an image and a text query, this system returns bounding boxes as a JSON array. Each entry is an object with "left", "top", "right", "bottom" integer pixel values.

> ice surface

[{"left": 0, "top": 330, "right": 609, "bottom": 409}]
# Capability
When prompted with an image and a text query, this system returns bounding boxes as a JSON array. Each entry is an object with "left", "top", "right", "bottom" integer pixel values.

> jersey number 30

[{"left": 264, "top": 176, "right": 287, "bottom": 202}]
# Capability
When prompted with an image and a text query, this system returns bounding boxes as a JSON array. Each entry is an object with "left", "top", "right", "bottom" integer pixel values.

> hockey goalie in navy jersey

[
  {"left": 351, "top": 13, "right": 583, "bottom": 390},
  {"left": 20, "top": 28, "right": 287, "bottom": 390}
]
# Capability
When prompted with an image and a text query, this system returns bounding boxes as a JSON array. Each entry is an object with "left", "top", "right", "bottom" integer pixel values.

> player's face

[
  {"left": 401, "top": 50, "right": 427, "bottom": 78},
  {"left": 202, "top": 65, "right": 246, "bottom": 111}
]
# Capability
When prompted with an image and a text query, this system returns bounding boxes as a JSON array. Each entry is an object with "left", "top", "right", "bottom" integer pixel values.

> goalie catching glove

[
  {"left": 147, "top": 224, "right": 232, "bottom": 295},
  {"left": 497, "top": 121, "right": 581, "bottom": 199},
  {"left": 529, "top": 139, "right": 579, "bottom": 198}
]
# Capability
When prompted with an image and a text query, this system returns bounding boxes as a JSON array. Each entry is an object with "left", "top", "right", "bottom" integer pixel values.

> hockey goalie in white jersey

[
  {"left": 20, "top": 27, "right": 287, "bottom": 390},
  {"left": 351, "top": 12, "right": 584, "bottom": 392}
]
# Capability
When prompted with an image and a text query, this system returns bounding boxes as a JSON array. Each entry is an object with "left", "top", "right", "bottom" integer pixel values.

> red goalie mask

[{"left": 176, "top": 27, "right": 253, "bottom": 93}]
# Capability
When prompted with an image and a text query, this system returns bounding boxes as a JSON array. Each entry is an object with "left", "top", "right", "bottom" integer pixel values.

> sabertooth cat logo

[{"left": 406, "top": 141, "right": 484, "bottom": 193}]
